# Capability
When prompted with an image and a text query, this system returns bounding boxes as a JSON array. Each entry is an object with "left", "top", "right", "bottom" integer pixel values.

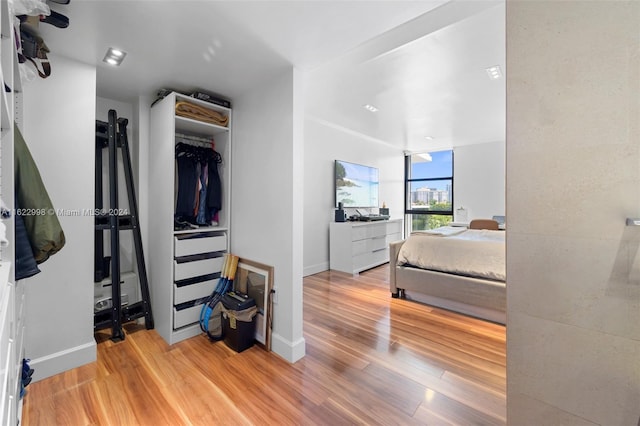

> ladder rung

[
  {"left": 96, "top": 136, "right": 125, "bottom": 148},
  {"left": 95, "top": 120, "right": 109, "bottom": 142},
  {"left": 122, "top": 302, "right": 148, "bottom": 323},
  {"left": 94, "top": 301, "right": 148, "bottom": 330},
  {"left": 94, "top": 309, "right": 112, "bottom": 331},
  {"left": 94, "top": 215, "right": 134, "bottom": 230}
]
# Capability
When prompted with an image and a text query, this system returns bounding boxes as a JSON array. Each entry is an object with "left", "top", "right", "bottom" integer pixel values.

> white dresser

[{"left": 329, "top": 219, "right": 403, "bottom": 274}]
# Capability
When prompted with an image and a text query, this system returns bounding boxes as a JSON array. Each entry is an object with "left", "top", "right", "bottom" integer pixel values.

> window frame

[{"left": 404, "top": 150, "right": 454, "bottom": 233}]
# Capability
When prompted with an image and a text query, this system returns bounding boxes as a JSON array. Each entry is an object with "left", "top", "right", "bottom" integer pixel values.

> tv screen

[{"left": 335, "top": 160, "right": 379, "bottom": 208}]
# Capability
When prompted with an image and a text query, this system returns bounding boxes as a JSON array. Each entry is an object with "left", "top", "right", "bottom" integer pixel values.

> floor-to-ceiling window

[{"left": 404, "top": 150, "right": 454, "bottom": 233}]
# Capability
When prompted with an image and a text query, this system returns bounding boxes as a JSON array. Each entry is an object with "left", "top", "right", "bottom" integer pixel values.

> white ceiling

[{"left": 35, "top": 0, "right": 505, "bottom": 152}]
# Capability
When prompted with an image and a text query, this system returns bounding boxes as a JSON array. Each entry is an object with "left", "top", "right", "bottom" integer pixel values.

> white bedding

[
  {"left": 411, "top": 226, "right": 467, "bottom": 237},
  {"left": 397, "top": 229, "right": 506, "bottom": 282}
]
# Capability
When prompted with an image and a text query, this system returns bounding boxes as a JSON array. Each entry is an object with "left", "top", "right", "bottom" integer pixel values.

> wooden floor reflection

[{"left": 23, "top": 264, "right": 505, "bottom": 425}]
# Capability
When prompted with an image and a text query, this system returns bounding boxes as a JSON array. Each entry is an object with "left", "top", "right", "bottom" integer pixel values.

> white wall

[
  {"left": 134, "top": 96, "right": 152, "bottom": 271},
  {"left": 454, "top": 141, "right": 505, "bottom": 221},
  {"left": 231, "top": 68, "right": 305, "bottom": 363},
  {"left": 303, "top": 118, "right": 404, "bottom": 276},
  {"left": 21, "top": 55, "right": 96, "bottom": 380},
  {"left": 507, "top": 1, "right": 640, "bottom": 424}
]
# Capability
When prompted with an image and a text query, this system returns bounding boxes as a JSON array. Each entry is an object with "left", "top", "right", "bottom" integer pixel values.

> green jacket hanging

[{"left": 14, "top": 125, "right": 65, "bottom": 264}]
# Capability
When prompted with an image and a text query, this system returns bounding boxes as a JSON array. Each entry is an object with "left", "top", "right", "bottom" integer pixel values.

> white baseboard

[
  {"left": 303, "top": 262, "right": 328, "bottom": 277},
  {"left": 30, "top": 340, "right": 97, "bottom": 382},
  {"left": 270, "top": 333, "right": 306, "bottom": 363}
]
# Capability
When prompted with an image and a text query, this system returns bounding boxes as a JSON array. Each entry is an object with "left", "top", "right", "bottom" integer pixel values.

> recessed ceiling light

[
  {"left": 103, "top": 47, "right": 127, "bottom": 66},
  {"left": 363, "top": 104, "right": 379, "bottom": 112},
  {"left": 424, "top": 136, "right": 433, "bottom": 140},
  {"left": 486, "top": 65, "right": 503, "bottom": 80}
]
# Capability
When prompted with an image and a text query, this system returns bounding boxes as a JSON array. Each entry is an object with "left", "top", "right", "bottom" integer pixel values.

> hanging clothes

[
  {"left": 206, "top": 150, "right": 222, "bottom": 221},
  {"left": 14, "top": 203, "right": 40, "bottom": 280},
  {"left": 195, "top": 163, "right": 208, "bottom": 225},
  {"left": 174, "top": 141, "right": 222, "bottom": 228},
  {"left": 14, "top": 125, "right": 65, "bottom": 265},
  {"left": 175, "top": 144, "right": 199, "bottom": 224}
]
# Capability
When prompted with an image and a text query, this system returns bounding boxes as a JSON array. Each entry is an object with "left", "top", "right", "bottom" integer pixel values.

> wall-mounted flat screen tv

[{"left": 335, "top": 160, "right": 379, "bottom": 208}]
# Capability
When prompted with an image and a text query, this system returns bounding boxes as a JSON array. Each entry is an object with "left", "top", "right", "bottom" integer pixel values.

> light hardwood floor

[{"left": 22, "top": 264, "right": 506, "bottom": 425}]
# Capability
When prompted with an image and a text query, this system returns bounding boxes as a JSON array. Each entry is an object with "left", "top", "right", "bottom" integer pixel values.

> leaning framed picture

[{"left": 234, "top": 258, "right": 274, "bottom": 351}]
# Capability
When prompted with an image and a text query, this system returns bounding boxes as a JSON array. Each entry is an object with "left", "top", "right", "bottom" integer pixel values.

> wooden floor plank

[{"left": 23, "top": 264, "right": 505, "bottom": 425}]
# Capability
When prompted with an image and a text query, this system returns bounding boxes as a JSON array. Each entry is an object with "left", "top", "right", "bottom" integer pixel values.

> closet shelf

[
  {"left": 175, "top": 115, "right": 229, "bottom": 136},
  {"left": 174, "top": 92, "right": 231, "bottom": 137},
  {"left": 174, "top": 225, "right": 228, "bottom": 236},
  {"left": 175, "top": 93, "right": 230, "bottom": 113}
]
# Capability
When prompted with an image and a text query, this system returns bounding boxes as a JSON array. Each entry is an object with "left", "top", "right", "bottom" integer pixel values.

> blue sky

[{"left": 410, "top": 150, "right": 452, "bottom": 191}]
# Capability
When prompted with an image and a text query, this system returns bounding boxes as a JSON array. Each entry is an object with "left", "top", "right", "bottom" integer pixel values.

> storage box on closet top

[{"left": 149, "top": 92, "right": 231, "bottom": 345}]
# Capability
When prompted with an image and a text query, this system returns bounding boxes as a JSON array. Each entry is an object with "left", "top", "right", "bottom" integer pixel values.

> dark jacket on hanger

[
  {"left": 206, "top": 152, "right": 222, "bottom": 216},
  {"left": 14, "top": 207, "right": 40, "bottom": 280}
]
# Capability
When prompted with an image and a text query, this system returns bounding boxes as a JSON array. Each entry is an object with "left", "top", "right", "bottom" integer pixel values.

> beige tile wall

[{"left": 506, "top": 1, "right": 640, "bottom": 424}]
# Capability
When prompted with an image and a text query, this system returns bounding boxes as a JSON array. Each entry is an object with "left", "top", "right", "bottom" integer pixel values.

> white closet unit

[
  {"left": 0, "top": 0, "right": 25, "bottom": 423},
  {"left": 149, "top": 92, "right": 231, "bottom": 345}
]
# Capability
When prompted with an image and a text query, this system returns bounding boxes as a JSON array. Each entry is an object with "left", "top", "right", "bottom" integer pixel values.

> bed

[{"left": 389, "top": 227, "right": 506, "bottom": 324}]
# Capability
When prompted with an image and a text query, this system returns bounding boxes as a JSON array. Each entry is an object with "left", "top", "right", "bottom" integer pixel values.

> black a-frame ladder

[{"left": 93, "top": 109, "right": 153, "bottom": 341}]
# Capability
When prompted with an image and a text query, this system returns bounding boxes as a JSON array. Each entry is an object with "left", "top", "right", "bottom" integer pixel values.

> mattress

[{"left": 396, "top": 228, "right": 505, "bottom": 282}]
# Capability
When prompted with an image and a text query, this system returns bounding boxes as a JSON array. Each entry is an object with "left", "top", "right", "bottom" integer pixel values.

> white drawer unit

[
  {"left": 171, "top": 231, "right": 227, "bottom": 334},
  {"left": 174, "top": 233, "right": 227, "bottom": 257},
  {"left": 0, "top": 340, "right": 13, "bottom": 426},
  {"left": 0, "top": 284, "right": 11, "bottom": 415},
  {"left": 174, "top": 256, "right": 224, "bottom": 282},
  {"left": 0, "top": 262, "right": 23, "bottom": 426},
  {"left": 173, "top": 304, "right": 203, "bottom": 329},
  {"left": 173, "top": 278, "right": 217, "bottom": 305},
  {"left": 330, "top": 219, "right": 403, "bottom": 274}
]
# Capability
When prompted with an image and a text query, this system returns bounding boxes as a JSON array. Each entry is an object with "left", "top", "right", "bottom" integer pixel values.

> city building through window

[{"left": 404, "top": 150, "right": 453, "bottom": 232}]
